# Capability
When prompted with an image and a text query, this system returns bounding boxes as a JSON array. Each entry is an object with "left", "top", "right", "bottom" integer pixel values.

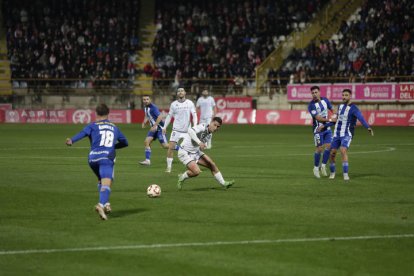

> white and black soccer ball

[{"left": 147, "top": 184, "right": 161, "bottom": 198}]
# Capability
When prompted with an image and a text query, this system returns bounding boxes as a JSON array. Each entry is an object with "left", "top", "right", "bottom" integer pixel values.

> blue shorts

[
  {"left": 331, "top": 136, "right": 352, "bottom": 150},
  {"left": 314, "top": 130, "right": 332, "bottom": 147},
  {"left": 147, "top": 128, "right": 167, "bottom": 144},
  {"left": 89, "top": 159, "right": 114, "bottom": 180}
]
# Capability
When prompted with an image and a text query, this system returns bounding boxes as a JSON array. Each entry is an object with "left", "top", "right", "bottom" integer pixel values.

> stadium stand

[
  {"left": 2, "top": 0, "right": 140, "bottom": 88},
  {"left": 279, "top": 0, "right": 414, "bottom": 84},
  {"left": 152, "top": 0, "right": 328, "bottom": 93}
]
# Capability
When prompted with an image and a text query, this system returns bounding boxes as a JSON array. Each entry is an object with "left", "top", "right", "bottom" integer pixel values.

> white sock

[
  {"left": 179, "top": 172, "right": 189, "bottom": 181},
  {"left": 214, "top": 171, "right": 225, "bottom": 185},
  {"left": 167, "top": 157, "right": 173, "bottom": 168},
  {"left": 321, "top": 164, "right": 326, "bottom": 168}
]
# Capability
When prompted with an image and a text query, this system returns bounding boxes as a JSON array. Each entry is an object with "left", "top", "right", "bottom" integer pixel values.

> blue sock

[
  {"left": 322, "top": 149, "right": 330, "bottom": 165},
  {"left": 330, "top": 163, "right": 336, "bottom": 173},
  {"left": 314, "top": 152, "right": 321, "bottom": 167},
  {"left": 343, "top": 162, "right": 349, "bottom": 173},
  {"left": 97, "top": 183, "right": 101, "bottom": 192},
  {"left": 99, "top": 186, "right": 111, "bottom": 206},
  {"left": 145, "top": 147, "right": 151, "bottom": 160},
  {"left": 174, "top": 145, "right": 180, "bottom": 151}
]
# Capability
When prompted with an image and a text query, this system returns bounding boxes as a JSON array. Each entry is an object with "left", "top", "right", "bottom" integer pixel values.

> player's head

[
  {"left": 177, "top": 88, "right": 186, "bottom": 100},
  {"left": 96, "top": 103, "right": 110, "bottom": 117},
  {"left": 142, "top": 95, "right": 151, "bottom": 106},
  {"left": 202, "top": 89, "right": 209, "bottom": 97},
  {"left": 342, "top": 89, "right": 352, "bottom": 104},
  {"left": 208, "top": 117, "right": 222, "bottom": 133},
  {"left": 310, "top": 86, "right": 320, "bottom": 101}
]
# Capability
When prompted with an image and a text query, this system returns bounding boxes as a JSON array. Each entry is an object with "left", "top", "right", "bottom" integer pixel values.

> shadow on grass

[
  {"left": 111, "top": 208, "right": 147, "bottom": 218},
  {"left": 188, "top": 187, "right": 240, "bottom": 192}
]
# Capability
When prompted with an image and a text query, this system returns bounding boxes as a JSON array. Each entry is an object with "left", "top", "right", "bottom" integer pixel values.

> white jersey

[
  {"left": 196, "top": 96, "right": 216, "bottom": 120},
  {"left": 181, "top": 123, "right": 212, "bottom": 153},
  {"left": 168, "top": 99, "right": 196, "bottom": 132}
]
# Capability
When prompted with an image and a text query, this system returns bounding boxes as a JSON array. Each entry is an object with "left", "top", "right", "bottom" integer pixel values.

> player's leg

[
  {"left": 158, "top": 129, "right": 171, "bottom": 149},
  {"left": 321, "top": 131, "right": 333, "bottom": 176},
  {"left": 177, "top": 150, "right": 199, "bottom": 190},
  {"left": 313, "top": 133, "right": 323, "bottom": 178},
  {"left": 329, "top": 137, "right": 341, "bottom": 179},
  {"left": 139, "top": 135, "right": 154, "bottom": 165},
  {"left": 166, "top": 131, "right": 180, "bottom": 173},
  {"left": 94, "top": 160, "right": 114, "bottom": 220},
  {"left": 340, "top": 136, "right": 352, "bottom": 181},
  {"left": 198, "top": 155, "right": 234, "bottom": 188}
]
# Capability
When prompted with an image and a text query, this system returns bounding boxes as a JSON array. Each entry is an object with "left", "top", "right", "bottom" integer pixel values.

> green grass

[{"left": 0, "top": 124, "right": 413, "bottom": 275}]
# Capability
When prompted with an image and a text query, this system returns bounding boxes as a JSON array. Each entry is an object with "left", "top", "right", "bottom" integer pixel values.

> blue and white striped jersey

[
  {"left": 333, "top": 103, "right": 370, "bottom": 137},
  {"left": 145, "top": 103, "right": 165, "bottom": 130},
  {"left": 308, "top": 97, "right": 333, "bottom": 133}
]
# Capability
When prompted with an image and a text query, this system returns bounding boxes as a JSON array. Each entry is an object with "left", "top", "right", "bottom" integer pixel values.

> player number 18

[{"left": 99, "top": 130, "right": 114, "bottom": 147}]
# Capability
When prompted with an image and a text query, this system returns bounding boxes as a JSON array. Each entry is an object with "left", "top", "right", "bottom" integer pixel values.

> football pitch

[{"left": 0, "top": 124, "right": 413, "bottom": 275}]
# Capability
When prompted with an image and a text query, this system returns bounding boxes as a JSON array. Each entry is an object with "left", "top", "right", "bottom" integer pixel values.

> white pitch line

[{"left": 0, "top": 233, "right": 413, "bottom": 256}]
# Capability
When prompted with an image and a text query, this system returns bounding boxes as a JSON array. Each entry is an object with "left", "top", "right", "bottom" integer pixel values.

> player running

[
  {"left": 66, "top": 104, "right": 128, "bottom": 220},
  {"left": 308, "top": 86, "right": 334, "bottom": 178},
  {"left": 177, "top": 117, "right": 234, "bottom": 190},
  {"left": 162, "top": 87, "right": 197, "bottom": 173},
  {"left": 139, "top": 95, "right": 169, "bottom": 166}
]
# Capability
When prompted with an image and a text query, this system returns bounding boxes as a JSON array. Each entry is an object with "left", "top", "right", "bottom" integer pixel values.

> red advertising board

[
  {"left": 288, "top": 83, "right": 414, "bottom": 102},
  {"left": 215, "top": 97, "right": 252, "bottom": 110},
  {"left": 254, "top": 110, "right": 414, "bottom": 126},
  {"left": 5, "top": 109, "right": 131, "bottom": 123}
]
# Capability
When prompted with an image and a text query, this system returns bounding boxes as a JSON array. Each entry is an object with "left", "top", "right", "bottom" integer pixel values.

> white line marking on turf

[{"left": 0, "top": 233, "right": 413, "bottom": 256}]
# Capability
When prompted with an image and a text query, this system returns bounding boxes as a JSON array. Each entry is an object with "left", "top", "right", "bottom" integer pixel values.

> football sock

[
  {"left": 330, "top": 163, "right": 336, "bottom": 173},
  {"left": 342, "top": 162, "right": 349, "bottom": 173},
  {"left": 214, "top": 172, "right": 225, "bottom": 185},
  {"left": 322, "top": 149, "right": 330, "bottom": 165},
  {"left": 99, "top": 185, "right": 111, "bottom": 206},
  {"left": 145, "top": 147, "right": 151, "bottom": 160},
  {"left": 167, "top": 157, "right": 173, "bottom": 168},
  {"left": 179, "top": 172, "right": 189, "bottom": 181},
  {"left": 314, "top": 152, "right": 321, "bottom": 167}
]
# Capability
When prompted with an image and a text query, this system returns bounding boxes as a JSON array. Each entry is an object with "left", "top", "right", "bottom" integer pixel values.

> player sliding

[
  {"left": 177, "top": 117, "right": 234, "bottom": 190},
  {"left": 319, "top": 89, "right": 374, "bottom": 181}
]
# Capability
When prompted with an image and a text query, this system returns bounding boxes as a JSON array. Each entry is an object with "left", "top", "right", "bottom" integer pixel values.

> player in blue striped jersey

[
  {"left": 66, "top": 104, "right": 128, "bottom": 220},
  {"left": 320, "top": 89, "right": 374, "bottom": 181},
  {"left": 139, "top": 95, "right": 170, "bottom": 166},
  {"left": 308, "top": 86, "right": 334, "bottom": 178}
]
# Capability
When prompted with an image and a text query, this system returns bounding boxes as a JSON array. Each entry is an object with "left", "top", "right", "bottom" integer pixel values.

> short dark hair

[
  {"left": 142, "top": 95, "right": 151, "bottom": 98},
  {"left": 342, "top": 89, "right": 352, "bottom": 94},
  {"left": 212, "top": 117, "right": 222, "bottom": 125},
  {"left": 310, "top": 86, "right": 320, "bottom": 91},
  {"left": 96, "top": 104, "right": 110, "bottom": 116}
]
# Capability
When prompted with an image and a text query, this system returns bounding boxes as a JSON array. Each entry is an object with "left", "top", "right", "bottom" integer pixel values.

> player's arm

[
  {"left": 66, "top": 126, "right": 90, "bottom": 146},
  {"left": 162, "top": 106, "right": 174, "bottom": 134},
  {"left": 355, "top": 109, "right": 374, "bottom": 136},
  {"left": 115, "top": 130, "right": 129, "bottom": 149},
  {"left": 151, "top": 114, "right": 164, "bottom": 132},
  {"left": 188, "top": 125, "right": 206, "bottom": 150},
  {"left": 142, "top": 114, "right": 148, "bottom": 129},
  {"left": 191, "top": 102, "right": 198, "bottom": 126}
]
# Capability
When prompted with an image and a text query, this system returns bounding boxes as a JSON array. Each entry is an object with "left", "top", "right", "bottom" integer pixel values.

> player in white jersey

[
  {"left": 162, "top": 87, "right": 198, "bottom": 173},
  {"left": 196, "top": 89, "right": 217, "bottom": 149},
  {"left": 177, "top": 117, "right": 234, "bottom": 190}
]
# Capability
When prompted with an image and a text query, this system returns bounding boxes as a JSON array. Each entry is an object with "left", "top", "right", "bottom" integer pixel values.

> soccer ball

[{"left": 147, "top": 184, "right": 161, "bottom": 198}]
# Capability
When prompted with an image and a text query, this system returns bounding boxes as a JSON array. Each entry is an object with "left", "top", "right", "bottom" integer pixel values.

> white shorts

[
  {"left": 178, "top": 149, "right": 204, "bottom": 166},
  {"left": 199, "top": 117, "right": 212, "bottom": 125},
  {"left": 169, "top": 130, "right": 187, "bottom": 143}
]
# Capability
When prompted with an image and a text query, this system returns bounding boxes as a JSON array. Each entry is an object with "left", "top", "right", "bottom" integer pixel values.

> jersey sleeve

[
  {"left": 326, "top": 98, "right": 333, "bottom": 110},
  {"left": 354, "top": 107, "right": 370, "bottom": 128},
  {"left": 196, "top": 98, "right": 201, "bottom": 107},
  {"left": 150, "top": 105, "right": 161, "bottom": 119},
  {"left": 308, "top": 103, "right": 317, "bottom": 118},
  {"left": 115, "top": 129, "right": 129, "bottom": 149},
  {"left": 71, "top": 124, "right": 92, "bottom": 143}
]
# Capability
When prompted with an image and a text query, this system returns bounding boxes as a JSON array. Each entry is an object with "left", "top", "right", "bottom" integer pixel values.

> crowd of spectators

[
  {"left": 152, "top": 0, "right": 327, "bottom": 91},
  {"left": 3, "top": 0, "right": 140, "bottom": 88},
  {"left": 280, "top": 0, "right": 414, "bottom": 84}
]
